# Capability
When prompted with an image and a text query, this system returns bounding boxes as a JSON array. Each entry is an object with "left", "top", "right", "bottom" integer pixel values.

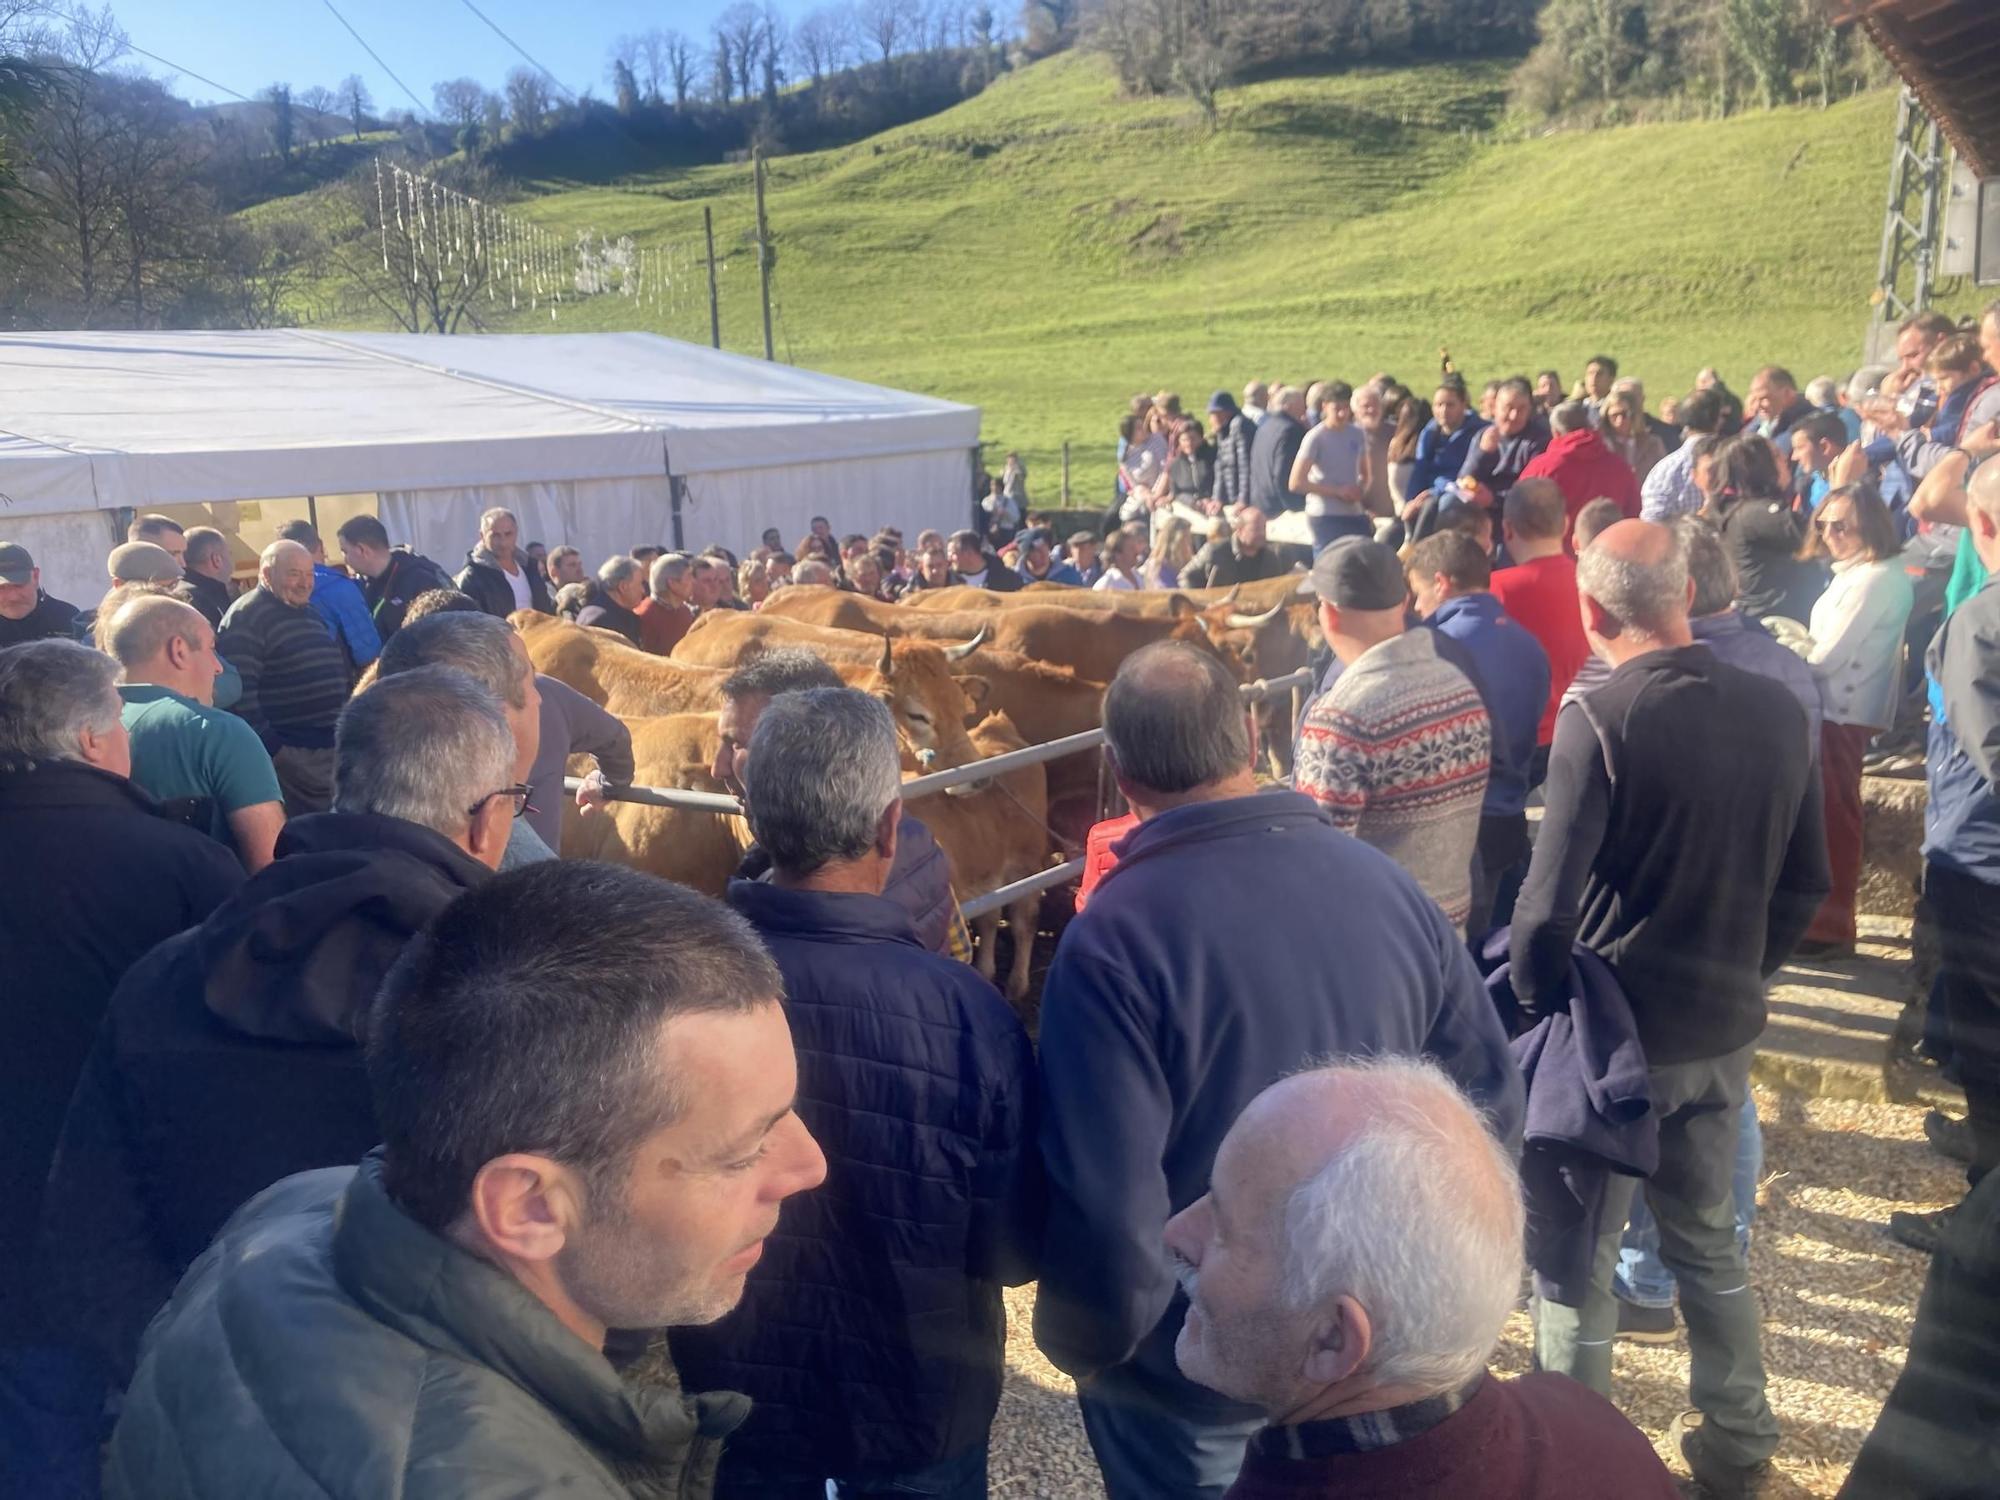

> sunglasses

[
  {"left": 1814, "top": 517, "right": 1852, "bottom": 538},
  {"left": 468, "top": 783, "right": 532, "bottom": 819}
]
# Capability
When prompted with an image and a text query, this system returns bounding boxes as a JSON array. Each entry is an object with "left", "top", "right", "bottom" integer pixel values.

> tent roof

[
  {"left": 0, "top": 329, "right": 979, "bottom": 519},
  {"left": 1828, "top": 1, "right": 2000, "bottom": 177}
]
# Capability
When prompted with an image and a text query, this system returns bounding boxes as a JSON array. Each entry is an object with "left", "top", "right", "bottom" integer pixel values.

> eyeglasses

[
  {"left": 1814, "top": 518, "right": 1852, "bottom": 537},
  {"left": 468, "top": 783, "right": 531, "bottom": 819}
]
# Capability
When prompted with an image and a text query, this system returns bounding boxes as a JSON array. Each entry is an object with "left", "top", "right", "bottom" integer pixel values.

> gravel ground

[{"left": 989, "top": 1084, "right": 1967, "bottom": 1498}]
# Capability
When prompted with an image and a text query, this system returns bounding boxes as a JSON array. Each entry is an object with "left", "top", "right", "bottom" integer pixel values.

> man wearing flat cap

[
  {"left": 1293, "top": 538, "right": 1491, "bottom": 931},
  {"left": 0, "top": 542, "right": 80, "bottom": 647}
]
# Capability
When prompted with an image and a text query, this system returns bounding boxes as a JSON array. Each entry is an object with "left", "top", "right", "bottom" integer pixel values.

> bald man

[
  {"left": 106, "top": 595, "right": 285, "bottom": 872},
  {"left": 1512, "top": 520, "right": 1826, "bottom": 1496},
  {"left": 217, "top": 540, "right": 353, "bottom": 815},
  {"left": 1167, "top": 1061, "right": 1675, "bottom": 1499}
]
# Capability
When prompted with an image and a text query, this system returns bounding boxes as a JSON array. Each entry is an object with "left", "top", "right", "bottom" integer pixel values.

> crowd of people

[{"left": 1, "top": 303, "right": 1998, "bottom": 1500}]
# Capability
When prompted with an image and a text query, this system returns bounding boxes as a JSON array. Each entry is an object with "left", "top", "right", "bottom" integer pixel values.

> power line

[
  {"left": 123, "top": 41, "right": 253, "bottom": 104},
  {"left": 454, "top": 0, "right": 577, "bottom": 102},
  {"left": 319, "top": 0, "right": 431, "bottom": 118}
]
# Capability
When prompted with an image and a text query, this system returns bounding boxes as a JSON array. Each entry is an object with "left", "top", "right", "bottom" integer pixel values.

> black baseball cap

[
  {"left": 0, "top": 542, "right": 32, "bottom": 584},
  {"left": 1297, "top": 537, "right": 1408, "bottom": 609},
  {"left": 1207, "top": 389, "right": 1239, "bottom": 413}
]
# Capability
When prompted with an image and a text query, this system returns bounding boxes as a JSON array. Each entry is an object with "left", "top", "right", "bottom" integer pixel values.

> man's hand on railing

[{"left": 575, "top": 769, "right": 610, "bottom": 818}]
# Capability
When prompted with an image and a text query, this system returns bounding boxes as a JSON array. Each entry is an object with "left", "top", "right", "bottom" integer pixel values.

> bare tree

[
  {"left": 758, "top": 4, "right": 788, "bottom": 104},
  {"left": 297, "top": 84, "right": 337, "bottom": 145},
  {"left": 338, "top": 73, "right": 371, "bottom": 140},
  {"left": 858, "top": 0, "right": 912, "bottom": 67},
  {"left": 635, "top": 28, "right": 667, "bottom": 101},
  {"left": 711, "top": 32, "right": 735, "bottom": 102},
  {"left": 662, "top": 28, "right": 696, "bottom": 108},
  {"left": 503, "top": 65, "right": 550, "bottom": 132},
  {"left": 261, "top": 82, "right": 294, "bottom": 163},
  {"left": 790, "top": 6, "right": 850, "bottom": 85},
  {"left": 605, "top": 33, "right": 642, "bottom": 98},
  {"left": 717, "top": 1, "right": 763, "bottom": 99},
  {"left": 430, "top": 76, "right": 485, "bottom": 131},
  {"left": 320, "top": 161, "right": 494, "bottom": 335}
]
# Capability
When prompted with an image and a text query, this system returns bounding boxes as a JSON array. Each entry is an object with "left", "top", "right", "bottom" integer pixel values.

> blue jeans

[
  {"left": 1076, "top": 1370, "right": 1262, "bottom": 1500},
  {"left": 1307, "top": 512, "right": 1372, "bottom": 552},
  {"left": 827, "top": 1441, "right": 989, "bottom": 1499},
  {"left": 1615, "top": 1091, "right": 1762, "bottom": 1308}
]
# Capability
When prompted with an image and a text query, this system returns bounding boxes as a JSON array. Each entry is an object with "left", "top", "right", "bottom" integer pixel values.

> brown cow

[
  {"left": 762, "top": 590, "right": 1229, "bottom": 686},
  {"left": 912, "top": 710, "right": 1049, "bottom": 1005},
  {"left": 519, "top": 615, "right": 726, "bottom": 717},
  {"left": 559, "top": 713, "right": 745, "bottom": 896}
]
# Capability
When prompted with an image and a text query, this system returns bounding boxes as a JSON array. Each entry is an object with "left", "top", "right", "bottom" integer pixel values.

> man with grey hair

[
  {"left": 108, "top": 594, "right": 285, "bottom": 872},
  {"left": 455, "top": 506, "right": 552, "bottom": 619},
  {"left": 127, "top": 514, "right": 187, "bottom": 569},
  {"left": 1, "top": 639, "right": 241, "bottom": 1461},
  {"left": 575, "top": 555, "right": 647, "bottom": 645},
  {"left": 1247, "top": 385, "right": 1309, "bottom": 518},
  {"left": 1037, "top": 640, "right": 1519, "bottom": 1500},
  {"left": 376, "top": 611, "right": 551, "bottom": 870},
  {"left": 1518, "top": 400, "right": 1641, "bottom": 540},
  {"left": 218, "top": 539, "right": 352, "bottom": 815},
  {"left": 1167, "top": 1061, "right": 1675, "bottom": 1498},
  {"left": 716, "top": 648, "right": 971, "bottom": 964},
  {"left": 637, "top": 552, "right": 696, "bottom": 655},
  {"left": 38, "top": 666, "right": 515, "bottom": 1435},
  {"left": 674, "top": 687, "right": 1037, "bottom": 1497},
  {"left": 1514, "top": 519, "right": 1827, "bottom": 1497}
]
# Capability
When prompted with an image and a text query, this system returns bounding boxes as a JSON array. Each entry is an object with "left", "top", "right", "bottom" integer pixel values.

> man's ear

[
  {"left": 1582, "top": 591, "right": 1619, "bottom": 639},
  {"left": 876, "top": 798, "right": 901, "bottom": 863},
  {"left": 467, "top": 796, "right": 510, "bottom": 866},
  {"left": 1300, "top": 1294, "right": 1372, "bottom": 1387},
  {"left": 466, "top": 1153, "right": 582, "bottom": 1266}
]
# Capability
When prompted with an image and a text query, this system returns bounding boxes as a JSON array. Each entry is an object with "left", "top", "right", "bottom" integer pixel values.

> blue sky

[{"left": 112, "top": 0, "right": 825, "bottom": 114}]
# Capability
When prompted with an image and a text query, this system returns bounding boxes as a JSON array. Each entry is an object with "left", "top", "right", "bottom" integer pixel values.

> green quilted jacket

[{"left": 105, "top": 1156, "right": 749, "bottom": 1499}]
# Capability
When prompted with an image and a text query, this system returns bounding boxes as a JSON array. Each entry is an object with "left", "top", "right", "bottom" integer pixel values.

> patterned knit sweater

[{"left": 1295, "top": 629, "right": 1490, "bottom": 927}]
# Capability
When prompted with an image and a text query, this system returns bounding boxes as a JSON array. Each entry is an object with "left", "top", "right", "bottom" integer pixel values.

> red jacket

[{"left": 1520, "top": 429, "right": 1640, "bottom": 543}]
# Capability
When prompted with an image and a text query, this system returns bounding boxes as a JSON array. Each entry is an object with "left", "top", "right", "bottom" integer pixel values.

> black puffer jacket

[
  {"left": 0, "top": 760, "right": 242, "bottom": 1344},
  {"left": 672, "top": 881, "right": 1041, "bottom": 1488},
  {"left": 457, "top": 546, "right": 553, "bottom": 618},
  {"left": 38, "top": 811, "right": 492, "bottom": 1386},
  {"left": 736, "top": 811, "right": 958, "bottom": 956}
]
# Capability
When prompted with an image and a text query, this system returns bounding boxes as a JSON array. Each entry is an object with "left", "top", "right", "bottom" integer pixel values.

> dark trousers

[
  {"left": 1929, "top": 861, "right": 2000, "bottom": 1188},
  {"left": 1468, "top": 811, "right": 1531, "bottom": 945},
  {"left": 1307, "top": 512, "right": 1372, "bottom": 552},
  {"left": 1076, "top": 1364, "right": 1262, "bottom": 1500},
  {"left": 1805, "top": 721, "right": 1874, "bottom": 947}
]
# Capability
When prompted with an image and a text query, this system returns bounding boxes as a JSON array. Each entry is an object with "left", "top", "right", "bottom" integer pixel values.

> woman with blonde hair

[
  {"left": 1602, "top": 389, "right": 1666, "bottom": 484},
  {"left": 738, "top": 559, "right": 770, "bottom": 610},
  {"left": 1140, "top": 515, "right": 1196, "bottom": 590},
  {"left": 1793, "top": 482, "right": 1913, "bottom": 957}
]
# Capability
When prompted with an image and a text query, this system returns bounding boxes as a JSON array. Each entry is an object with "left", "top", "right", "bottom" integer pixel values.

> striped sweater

[
  {"left": 217, "top": 588, "right": 352, "bottom": 751},
  {"left": 1295, "top": 628, "right": 1490, "bottom": 927}
]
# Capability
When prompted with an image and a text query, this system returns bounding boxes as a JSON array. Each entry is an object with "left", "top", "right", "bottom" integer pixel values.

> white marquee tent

[{"left": 0, "top": 329, "right": 981, "bottom": 604}]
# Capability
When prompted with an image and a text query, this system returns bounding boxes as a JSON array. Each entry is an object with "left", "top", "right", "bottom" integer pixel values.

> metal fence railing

[{"left": 565, "top": 667, "right": 1316, "bottom": 909}]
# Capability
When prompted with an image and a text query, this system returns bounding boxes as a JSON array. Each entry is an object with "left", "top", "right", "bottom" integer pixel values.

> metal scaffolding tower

[{"left": 1868, "top": 86, "right": 1948, "bottom": 355}]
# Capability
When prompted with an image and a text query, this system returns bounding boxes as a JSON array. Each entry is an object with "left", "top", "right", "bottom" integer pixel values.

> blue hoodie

[
  {"left": 1427, "top": 592, "right": 1550, "bottom": 818},
  {"left": 1033, "top": 791, "right": 1523, "bottom": 1412}
]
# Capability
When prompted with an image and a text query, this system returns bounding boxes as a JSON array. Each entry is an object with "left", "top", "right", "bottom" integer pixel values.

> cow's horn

[
  {"left": 942, "top": 624, "right": 989, "bottom": 661},
  {"left": 1218, "top": 585, "right": 1240, "bottom": 607},
  {"left": 1225, "top": 600, "right": 1287, "bottom": 630},
  {"left": 878, "top": 633, "right": 895, "bottom": 676}
]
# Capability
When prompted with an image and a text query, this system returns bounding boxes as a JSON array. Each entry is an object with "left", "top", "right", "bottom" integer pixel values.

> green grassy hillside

[{"left": 310, "top": 53, "right": 1912, "bottom": 499}]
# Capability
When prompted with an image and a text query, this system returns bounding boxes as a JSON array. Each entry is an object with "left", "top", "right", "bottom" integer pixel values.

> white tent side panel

[
  {"left": 676, "top": 448, "right": 973, "bottom": 561},
  {"left": 3, "top": 510, "right": 123, "bottom": 607},
  {"left": 378, "top": 477, "right": 671, "bottom": 580}
]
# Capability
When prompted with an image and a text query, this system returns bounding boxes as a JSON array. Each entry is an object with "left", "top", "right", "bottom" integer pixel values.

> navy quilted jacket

[{"left": 672, "top": 880, "right": 1040, "bottom": 1487}]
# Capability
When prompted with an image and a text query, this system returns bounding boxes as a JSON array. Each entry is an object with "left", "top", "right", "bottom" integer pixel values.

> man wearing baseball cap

[
  {"left": 1208, "top": 390, "right": 1258, "bottom": 513},
  {"left": 1293, "top": 537, "right": 1490, "bottom": 930},
  {"left": 0, "top": 543, "right": 80, "bottom": 648},
  {"left": 71, "top": 542, "right": 185, "bottom": 646}
]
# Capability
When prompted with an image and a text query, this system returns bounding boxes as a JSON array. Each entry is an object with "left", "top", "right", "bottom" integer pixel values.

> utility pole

[
  {"left": 753, "top": 148, "right": 775, "bottom": 362},
  {"left": 702, "top": 206, "right": 721, "bottom": 350}
]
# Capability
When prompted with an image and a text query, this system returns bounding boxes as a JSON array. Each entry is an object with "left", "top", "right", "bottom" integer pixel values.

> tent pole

[{"left": 669, "top": 472, "right": 686, "bottom": 553}]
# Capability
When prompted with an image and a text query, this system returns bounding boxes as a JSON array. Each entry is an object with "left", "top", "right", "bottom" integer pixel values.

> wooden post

[
  {"left": 753, "top": 151, "right": 775, "bottom": 362},
  {"left": 702, "top": 206, "right": 721, "bottom": 350},
  {"left": 1061, "top": 442, "right": 1071, "bottom": 506}
]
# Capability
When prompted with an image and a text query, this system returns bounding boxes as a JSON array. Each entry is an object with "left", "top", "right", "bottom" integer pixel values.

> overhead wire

[
  {"left": 318, "top": 0, "right": 431, "bottom": 118},
  {"left": 453, "top": 0, "right": 577, "bottom": 102},
  {"left": 122, "top": 41, "right": 254, "bottom": 103}
]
